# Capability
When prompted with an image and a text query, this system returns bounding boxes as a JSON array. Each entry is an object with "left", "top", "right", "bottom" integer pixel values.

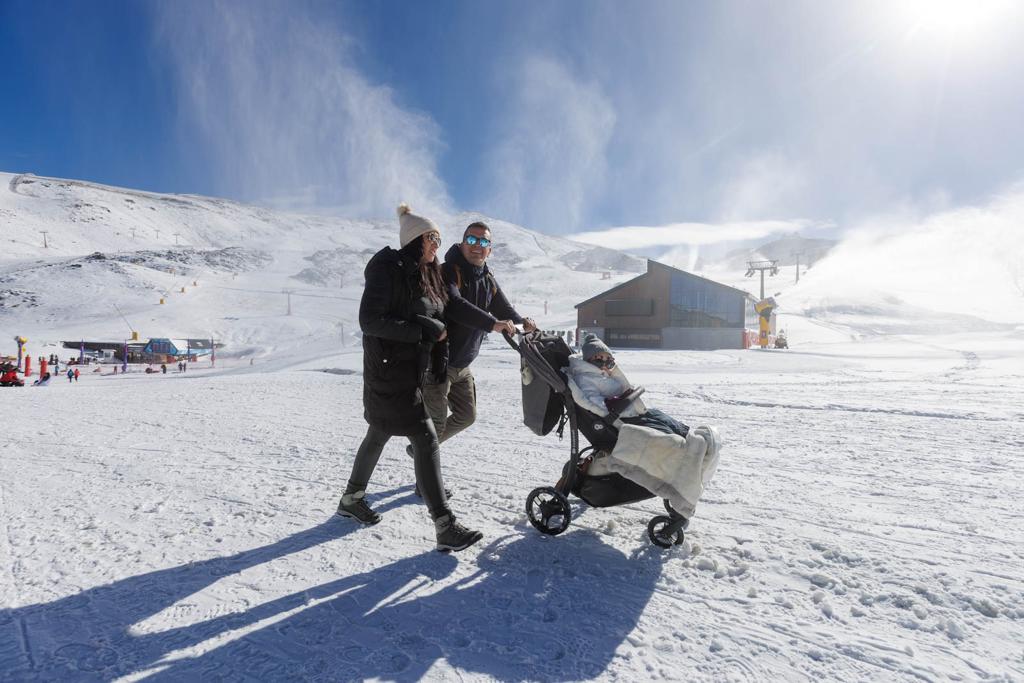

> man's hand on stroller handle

[{"left": 493, "top": 320, "right": 516, "bottom": 336}]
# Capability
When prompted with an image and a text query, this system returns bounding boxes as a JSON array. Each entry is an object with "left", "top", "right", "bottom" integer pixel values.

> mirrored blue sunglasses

[{"left": 464, "top": 235, "right": 492, "bottom": 248}]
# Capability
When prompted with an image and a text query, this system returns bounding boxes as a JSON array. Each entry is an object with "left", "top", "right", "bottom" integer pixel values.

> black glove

[
  {"left": 604, "top": 386, "right": 644, "bottom": 416},
  {"left": 415, "top": 315, "right": 446, "bottom": 342},
  {"left": 604, "top": 396, "right": 632, "bottom": 416}
]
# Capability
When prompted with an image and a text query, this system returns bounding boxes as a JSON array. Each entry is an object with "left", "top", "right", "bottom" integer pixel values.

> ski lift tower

[{"left": 745, "top": 260, "right": 779, "bottom": 300}]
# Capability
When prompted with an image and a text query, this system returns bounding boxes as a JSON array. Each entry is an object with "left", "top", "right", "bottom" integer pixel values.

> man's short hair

[{"left": 463, "top": 221, "right": 491, "bottom": 239}]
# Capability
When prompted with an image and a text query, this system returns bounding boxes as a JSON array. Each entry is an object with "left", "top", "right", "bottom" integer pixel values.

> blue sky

[{"left": 3, "top": 0, "right": 1024, "bottom": 242}]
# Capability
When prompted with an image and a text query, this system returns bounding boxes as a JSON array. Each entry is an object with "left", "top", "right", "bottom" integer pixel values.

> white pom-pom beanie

[{"left": 397, "top": 203, "right": 440, "bottom": 248}]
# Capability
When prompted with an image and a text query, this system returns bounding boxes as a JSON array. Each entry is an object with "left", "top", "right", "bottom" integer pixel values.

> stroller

[{"left": 505, "top": 331, "right": 691, "bottom": 548}]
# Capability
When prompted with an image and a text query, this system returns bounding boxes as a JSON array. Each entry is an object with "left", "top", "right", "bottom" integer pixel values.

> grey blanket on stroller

[{"left": 603, "top": 424, "right": 722, "bottom": 519}]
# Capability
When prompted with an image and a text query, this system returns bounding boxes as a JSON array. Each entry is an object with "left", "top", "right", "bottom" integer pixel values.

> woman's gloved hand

[{"left": 415, "top": 315, "right": 447, "bottom": 342}]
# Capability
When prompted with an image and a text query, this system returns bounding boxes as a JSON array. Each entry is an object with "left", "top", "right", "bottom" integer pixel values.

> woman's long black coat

[{"left": 359, "top": 247, "right": 447, "bottom": 435}]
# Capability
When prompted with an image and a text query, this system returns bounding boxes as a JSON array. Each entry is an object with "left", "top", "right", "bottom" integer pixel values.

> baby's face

[{"left": 588, "top": 353, "right": 616, "bottom": 373}]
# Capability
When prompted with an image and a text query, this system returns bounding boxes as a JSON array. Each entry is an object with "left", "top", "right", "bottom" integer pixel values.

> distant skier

[
  {"left": 73, "top": 368, "right": 80, "bottom": 382},
  {"left": 67, "top": 368, "right": 74, "bottom": 383},
  {"left": 161, "top": 363, "right": 167, "bottom": 374},
  {"left": 33, "top": 372, "right": 52, "bottom": 387}
]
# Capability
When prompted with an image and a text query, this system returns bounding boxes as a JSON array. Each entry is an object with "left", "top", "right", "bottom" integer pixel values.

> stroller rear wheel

[
  {"left": 647, "top": 515, "right": 685, "bottom": 548},
  {"left": 526, "top": 487, "right": 572, "bottom": 536}
]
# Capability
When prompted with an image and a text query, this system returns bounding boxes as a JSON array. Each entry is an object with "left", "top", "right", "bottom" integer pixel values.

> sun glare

[{"left": 895, "top": 0, "right": 1018, "bottom": 44}]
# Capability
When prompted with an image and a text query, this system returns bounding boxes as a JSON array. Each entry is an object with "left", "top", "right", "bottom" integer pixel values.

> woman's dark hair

[{"left": 400, "top": 235, "right": 448, "bottom": 305}]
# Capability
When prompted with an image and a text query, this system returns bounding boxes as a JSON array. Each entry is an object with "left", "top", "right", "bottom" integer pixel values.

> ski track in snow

[{"left": 1, "top": 335, "right": 1023, "bottom": 682}]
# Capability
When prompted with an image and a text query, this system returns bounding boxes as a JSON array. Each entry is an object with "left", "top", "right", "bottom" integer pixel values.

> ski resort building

[
  {"left": 575, "top": 260, "right": 765, "bottom": 350},
  {"left": 62, "top": 338, "right": 215, "bottom": 363},
  {"left": 143, "top": 338, "right": 213, "bottom": 361}
]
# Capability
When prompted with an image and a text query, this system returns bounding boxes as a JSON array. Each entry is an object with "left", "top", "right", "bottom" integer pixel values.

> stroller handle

[{"left": 502, "top": 329, "right": 522, "bottom": 352}]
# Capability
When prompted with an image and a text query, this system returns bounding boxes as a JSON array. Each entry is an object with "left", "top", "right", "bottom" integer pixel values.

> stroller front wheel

[
  {"left": 648, "top": 515, "right": 685, "bottom": 548},
  {"left": 663, "top": 500, "right": 691, "bottom": 529},
  {"left": 526, "top": 487, "right": 572, "bottom": 536}
]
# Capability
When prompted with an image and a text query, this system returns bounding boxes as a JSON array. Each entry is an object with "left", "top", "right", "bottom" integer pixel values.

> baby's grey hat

[{"left": 581, "top": 333, "right": 612, "bottom": 361}]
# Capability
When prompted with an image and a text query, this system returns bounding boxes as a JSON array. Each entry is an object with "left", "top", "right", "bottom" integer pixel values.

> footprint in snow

[
  {"left": 54, "top": 643, "right": 119, "bottom": 672},
  {"left": 526, "top": 567, "right": 546, "bottom": 594}
]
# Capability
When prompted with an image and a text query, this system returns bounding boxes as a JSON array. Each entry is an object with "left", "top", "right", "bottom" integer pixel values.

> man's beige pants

[{"left": 422, "top": 365, "right": 476, "bottom": 444}]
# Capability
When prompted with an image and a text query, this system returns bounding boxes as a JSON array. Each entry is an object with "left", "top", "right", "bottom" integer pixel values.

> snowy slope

[{"left": 1, "top": 172, "right": 644, "bottom": 358}]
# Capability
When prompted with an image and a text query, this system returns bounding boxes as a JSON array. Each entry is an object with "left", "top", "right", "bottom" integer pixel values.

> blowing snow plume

[
  {"left": 152, "top": 1, "right": 450, "bottom": 218},
  {"left": 480, "top": 56, "right": 615, "bottom": 235},
  {"left": 785, "top": 185, "right": 1024, "bottom": 329}
]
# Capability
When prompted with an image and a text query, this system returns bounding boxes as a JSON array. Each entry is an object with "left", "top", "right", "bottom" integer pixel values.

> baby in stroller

[
  {"left": 564, "top": 334, "right": 721, "bottom": 522},
  {"left": 567, "top": 333, "right": 690, "bottom": 438}
]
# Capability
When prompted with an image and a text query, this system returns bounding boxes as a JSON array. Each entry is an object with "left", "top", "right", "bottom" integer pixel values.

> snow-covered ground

[
  {"left": 2, "top": 172, "right": 1023, "bottom": 681},
  {"left": 1, "top": 327, "right": 1022, "bottom": 681}
]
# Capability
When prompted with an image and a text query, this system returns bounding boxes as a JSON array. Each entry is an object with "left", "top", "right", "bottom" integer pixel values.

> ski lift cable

[{"left": 112, "top": 303, "right": 136, "bottom": 336}]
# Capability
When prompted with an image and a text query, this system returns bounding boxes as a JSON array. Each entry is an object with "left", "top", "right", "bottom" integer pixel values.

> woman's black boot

[
  {"left": 337, "top": 489, "right": 381, "bottom": 525},
  {"left": 434, "top": 513, "right": 482, "bottom": 552}
]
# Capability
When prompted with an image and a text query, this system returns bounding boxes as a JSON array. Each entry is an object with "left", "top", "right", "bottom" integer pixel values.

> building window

[
  {"left": 607, "top": 329, "right": 662, "bottom": 348},
  {"left": 605, "top": 299, "right": 654, "bottom": 316},
  {"left": 745, "top": 299, "right": 759, "bottom": 329},
  {"left": 669, "top": 275, "right": 743, "bottom": 328}
]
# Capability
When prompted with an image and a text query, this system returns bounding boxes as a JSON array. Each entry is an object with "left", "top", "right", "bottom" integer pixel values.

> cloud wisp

[
  {"left": 151, "top": 1, "right": 451, "bottom": 219},
  {"left": 478, "top": 56, "right": 615, "bottom": 234},
  {"left": 568, "top": 219, "right": 829, "bottom": 250}
]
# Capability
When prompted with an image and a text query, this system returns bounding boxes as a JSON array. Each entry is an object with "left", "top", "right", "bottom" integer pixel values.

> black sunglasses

[
  {"left": 464, "top": 235, "right": 492, "bottom": 248},
  {"left": 591, "top": 357, "right": 616, "bottom": 368}
]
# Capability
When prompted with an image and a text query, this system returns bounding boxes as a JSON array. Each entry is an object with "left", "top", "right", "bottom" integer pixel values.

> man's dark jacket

[
  {"left": 360, "top": 246, "right": 447, "bottom": 434},
  {"left": 441, "top": 244, "right": 522, "bottom": 369}
]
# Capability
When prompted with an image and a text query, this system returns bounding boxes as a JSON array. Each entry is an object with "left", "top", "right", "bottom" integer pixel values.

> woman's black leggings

[{"left": 346, "top": 421, "right": 449, "bottom": 519}]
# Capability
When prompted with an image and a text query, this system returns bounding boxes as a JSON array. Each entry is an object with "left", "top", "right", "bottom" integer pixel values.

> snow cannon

[
  {"left": 14, "top": 336, "right": 27, "bottom": 370},
  {"left": 754, "top": 298, "right": 777, "bottom": 349}
]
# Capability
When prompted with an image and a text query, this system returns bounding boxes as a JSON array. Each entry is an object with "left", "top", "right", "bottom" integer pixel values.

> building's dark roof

[
  {"left": 647, "top": 260, "right": 753, "bottom": 298},
  {"left": 63, "top": 337, "right": 218, "bottom": 352},
  {"left": 63, "top": 341, "right": 110, "bottom": 351},
  {"left": 575, "top": 259, "right": 752, "bottom": 309},
  {"left": 573, "top": 272, "right": 649, "bottom": 309}
]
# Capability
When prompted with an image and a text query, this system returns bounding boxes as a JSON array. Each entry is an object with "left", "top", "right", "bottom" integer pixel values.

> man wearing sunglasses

[{"left": 412, "top": 221, "right": 537, "bottom": 468}]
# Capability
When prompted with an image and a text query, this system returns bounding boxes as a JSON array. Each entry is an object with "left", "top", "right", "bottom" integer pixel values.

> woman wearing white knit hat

[{"left": 337, "top": 203, "right": 483, "bottom": 552}]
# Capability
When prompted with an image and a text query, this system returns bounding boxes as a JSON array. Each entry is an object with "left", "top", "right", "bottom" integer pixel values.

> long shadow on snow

[
  {"left": 0, "top": 489, "right": 413, "bottom": 681},
  {"left": 1, "top": 501, "right": 663, "bottom": 681},
  {"left": 144, "top": 529, "right": 663, "bottom": 682}
]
